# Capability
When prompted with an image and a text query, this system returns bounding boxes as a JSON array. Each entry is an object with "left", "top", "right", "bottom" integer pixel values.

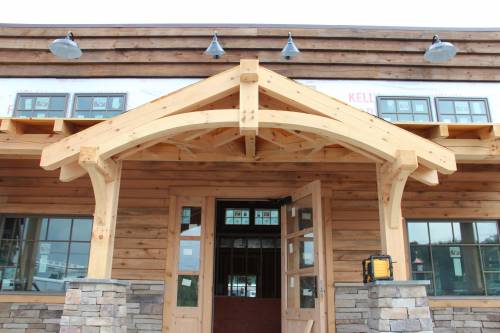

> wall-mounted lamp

[
  {"left": 424, "top": 35, "right": 457, "bottom": 63},
  {"left": 204, "top": 32, "right": 225, "bottom": 59},
  {"left": 281, "top": 32, "right": 300, "bottom": 60},
  {"left": 48, "top": 32, "right": 82, "bottom": 60}
]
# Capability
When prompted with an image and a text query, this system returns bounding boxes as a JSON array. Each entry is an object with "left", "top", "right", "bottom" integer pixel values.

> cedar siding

[{"left": 0, "top": 159, "right": 497, "bottom": 282}]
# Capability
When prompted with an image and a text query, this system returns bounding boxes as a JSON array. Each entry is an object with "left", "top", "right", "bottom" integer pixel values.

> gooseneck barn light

[
  {"left": 49, "top": 32, "right": 82, "bottom": 60},
  {"left": 424, "top": 35, "right": 457, "bottom": 63},
  {"left": 281, "top": 32, "right": 300, "bottom": 60},
  {"left": 204, "top": 32, "right": 225, "bottom": 59}
]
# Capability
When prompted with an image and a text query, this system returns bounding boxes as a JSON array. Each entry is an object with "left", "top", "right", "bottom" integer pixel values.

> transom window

[
  {"left": 377, "top": 97, "right": 432, "bottom": 122},
  {"left": 255, "top": 209, "right": 280, "bottom": 225},
  {"left": 72, "top": 94, "right": 126, "bottom": 118},
  {"left": 0, "top": 216, "right": 93, "bottom": 293},
  {"left": 14, "top": 94, "right": 68, "bottom": 118},
  {"left": 436, "top": 98, "right": 490, "bottom": 123},
  {"left": 225, "top": 208, "right": 250, "bottom": 225},
  {"left": 407, "top": 220, "right": 500, "bottom": 296}
]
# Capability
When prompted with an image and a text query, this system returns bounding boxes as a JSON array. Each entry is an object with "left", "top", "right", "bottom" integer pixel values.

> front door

[{"left": 282, "top": 180, "right": 327, "bottom": 333}]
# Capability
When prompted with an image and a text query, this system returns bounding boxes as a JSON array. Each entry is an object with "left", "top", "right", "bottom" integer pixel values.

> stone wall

[
  {"left": 126, "top": 280, "right": 164, "bottom": 333},
  {"left": 334, "top": 283, "right": 500, "bottom": 333},
  {"left": 432, "top": 307, "right": 500, "bottom": 333},
  {"left": 335, "top": 283, "right": 369, "bottom": 333},
  {"left": 0, "top": 302, "right": 63, "bottom": 332}
]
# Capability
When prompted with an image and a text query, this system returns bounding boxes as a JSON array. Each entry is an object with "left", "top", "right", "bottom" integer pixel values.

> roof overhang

[{"left": 36, "top": 59, "right": 457, "bottom": 186}]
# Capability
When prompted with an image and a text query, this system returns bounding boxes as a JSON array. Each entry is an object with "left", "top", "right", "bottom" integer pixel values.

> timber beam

[
  {"left": 377, "top": 150, "right": 418, "bottom": 280},
  {"left": 239, "top": 59, "right": 259, "bottom": 159},
  {"left": 78, "top": 146, "right": 122, "bottom": 279}
]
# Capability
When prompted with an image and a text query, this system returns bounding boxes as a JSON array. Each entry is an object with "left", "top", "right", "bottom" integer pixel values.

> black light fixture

[
  {"left": 424, "top": 35, "right": 457, "bottom": 63},
  {"left": 48, "top": 31, "right": 82, "bottom": 60},
  {"left": 204, "top": 32, "right": 225, "bottom": 59},
  {"left": 281, "top": 32, "right": 300, "bottom": 60}
]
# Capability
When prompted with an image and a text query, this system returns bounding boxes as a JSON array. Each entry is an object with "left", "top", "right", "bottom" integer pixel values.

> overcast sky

[{"left": 0, "top": 0, "right": 498, "bottom": 28}]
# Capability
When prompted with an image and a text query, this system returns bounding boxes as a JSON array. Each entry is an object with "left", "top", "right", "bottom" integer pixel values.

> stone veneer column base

[
  {"left": 59, "top": 278, "right": 129, "bottom": 333},
  {"left": 367, "top": 280, "right": 433, "bottom": 333}
]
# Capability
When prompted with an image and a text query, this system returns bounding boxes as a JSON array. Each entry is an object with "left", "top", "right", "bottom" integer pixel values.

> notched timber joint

[{"left": 78, "top": 146, "right": 119, "bottom": 182}]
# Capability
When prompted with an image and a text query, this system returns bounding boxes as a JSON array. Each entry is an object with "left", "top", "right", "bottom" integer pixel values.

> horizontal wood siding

[
  {"left": 1, "top": 25, "right": 500, "bottom": 80},
  {"left": 0, "top": 160, "right": 498, "bottom": 282}
]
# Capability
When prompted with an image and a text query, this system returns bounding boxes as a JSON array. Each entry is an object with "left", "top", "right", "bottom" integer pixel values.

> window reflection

[
  {"left": 0, "top": 216, "right": 93, "bottom": 293},
  {"left": 407, "top": 221, "right": 500, "bottom": 296}
]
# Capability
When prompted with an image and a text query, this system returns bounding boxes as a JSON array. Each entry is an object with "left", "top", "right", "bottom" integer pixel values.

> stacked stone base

[
  {"left": 0, "top": 302, "right": 63, "bottom": 332},
  {"left": 367, "top": 281, "right": 433, "bottom": 333},
  {"left": 59, "top": 279, "right": 128, "bottom": 333},
  {"left": 432, "top": 307, "right": 500, "bottom": 333}
]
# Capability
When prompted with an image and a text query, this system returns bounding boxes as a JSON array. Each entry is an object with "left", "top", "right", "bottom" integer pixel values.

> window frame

[
  {"left": 71, "top": 93, "right": 127, "bottom": 119},
  {"left": 376, "top": 96, "right": 433, "bottom": 122},
  {"left": 13, "top": 93, "right": 70, "bottom": 118},
  {"left": 406, "top": 219, "right": 500, "bottom": 297},
  {"left": 0, "top": 214, "right": 93, "bottom": 294},
  {"left": 434, "top": 97, "right": 492, "bottom": 123}
]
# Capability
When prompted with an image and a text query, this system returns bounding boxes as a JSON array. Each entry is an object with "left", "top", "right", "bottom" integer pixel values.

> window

[
  {"left": 407, "top": 220, "right": 500, "bottom": 296},
  {"left": 14, "top": 94, "right": 68, "bottom": 118},
  {"left": 224, "top": 208, "right": 250, "bottom": 225},
  {"left": 0, "top": 216, "right": 92, "bottom": 293},
  {"left": 72, "top": 94, "right": 126, "bottom": 118},
  {"left": 435, "top": 98, "right": 491, "bottom": 123},
  {"left": 377, "top": 97, "right": 432, "bottom": 122},
  {"left": 255, "top": 209, "right": 280, "bottom": 225}
]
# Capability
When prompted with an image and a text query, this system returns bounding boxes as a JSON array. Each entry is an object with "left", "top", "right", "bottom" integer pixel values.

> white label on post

[
  {"left": 183, "top": 248, "right": 193, "bottom": 256},
  {"left": 289, "top": 243, "right": 293, "bottom": 254},
  {"left": 290, "top": 276, "right": 295, "bottom": 288},
  {"left": 181, "top": 278, "right": 192, "bottom": 287},
  {"left": 39, "top": 255, "right": 48, "bottom": 273},
  {"left": 291, "top": 207, "right": 296, "bottom": 217},
  {"left": 302, "top": 288, "right": 313, "bottom": 296}
]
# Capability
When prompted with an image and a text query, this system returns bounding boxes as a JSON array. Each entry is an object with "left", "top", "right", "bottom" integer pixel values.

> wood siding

[
  {"left": 0, "top": 159, "right": 498, "bottom": 282},
  {"left": 1, "top": 25, "right": 500, "bottom": 80}
]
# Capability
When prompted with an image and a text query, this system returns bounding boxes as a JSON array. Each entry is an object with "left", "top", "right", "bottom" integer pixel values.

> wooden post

[
  {"left": 239, "top": 59, "right": 259, "bottom": 159},
  {"left": 376, "top": 150, "right": 418, "bottom": 280},
  {"left": 78, "top": 146, "right": 122, "bottom": 279}
]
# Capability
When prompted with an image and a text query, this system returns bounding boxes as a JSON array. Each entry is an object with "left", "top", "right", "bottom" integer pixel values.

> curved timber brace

[
  {"left": 376, "top": 150, "right": 419, "bottom": 280},
  {"left": 79, "top": 146, "right": 122, "bottom": 279}
]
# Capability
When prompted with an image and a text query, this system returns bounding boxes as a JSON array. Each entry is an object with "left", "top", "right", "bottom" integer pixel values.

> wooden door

[
  {"left": 282, "top": 180, "right": 327, "bottom": 333},
  {"left": 163, "top": 196, "right": 215, "bottom": 333}
]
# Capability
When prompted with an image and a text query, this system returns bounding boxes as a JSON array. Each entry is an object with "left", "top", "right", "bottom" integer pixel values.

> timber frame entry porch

[{"left": 39, "top": 59, "right": 457, "bottom": 333}]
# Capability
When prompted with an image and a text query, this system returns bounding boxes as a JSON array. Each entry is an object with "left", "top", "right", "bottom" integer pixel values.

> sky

[{"left": 0, "top": 0, "right": 498, "bottom": 27}]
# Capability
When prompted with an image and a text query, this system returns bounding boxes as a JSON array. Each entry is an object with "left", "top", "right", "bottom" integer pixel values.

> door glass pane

[
  {"left": 286, "top": 194, "right": 313, "bottom": 233},
  {"left": 300, "top": 240, "right": 314, "bottom": 268},
  {"left": 178, "top": 240, "right": 200, "bottom": 271},
  {"left": 300, "top": 276, "right": 316, "bottom": 308},
  {"left": 181, "top": 207, "right": 202, "bottom": 236},
  {"left": 177, "top": 275, "right": 198, "bottom": 307},
  {"left": 432, "top": 246, "right": 485, "bottom": 296}
]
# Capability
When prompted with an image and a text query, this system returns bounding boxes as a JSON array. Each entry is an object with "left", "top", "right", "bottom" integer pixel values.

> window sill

[
  {"left": 429, "top": 296, "right": 500, "bottom": 308},
  {"left": 0, "top": 293, "right": 65, "bottom": 304}
]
